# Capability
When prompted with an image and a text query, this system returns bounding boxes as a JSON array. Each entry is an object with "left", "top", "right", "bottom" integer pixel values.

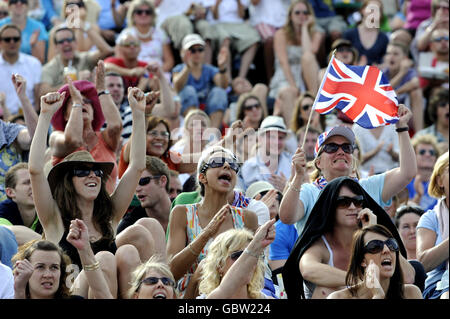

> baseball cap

[
  {"left": 259, "top": 116, "right": 287, "bottom": 134},
  {"left": 314, "top": 125, "right": 356, "bottom": 157},
  {"left": 182, "top": 34, "right": 205, "bottom": 51}
]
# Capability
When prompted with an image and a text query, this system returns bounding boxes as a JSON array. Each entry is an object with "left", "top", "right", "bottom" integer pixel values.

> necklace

[{"left": 135, "top": 26, "right": 153, "bottom": 39}]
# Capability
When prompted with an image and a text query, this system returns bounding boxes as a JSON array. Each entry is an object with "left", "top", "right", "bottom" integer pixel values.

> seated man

[
  {"left": 117, "top": 155, "right": 172, "bottom": 234},
  {"left": 0, "top": 24, "right": 42, "bottom": 114},
  {"left": 104, "top": 32, "right": 148, "bottom": 92},
  {"left": 40, "top": 26, "right": 113, "bottom": 95},
  {"left": 172, "top": 33, "right": 229, "bottom": 129}
]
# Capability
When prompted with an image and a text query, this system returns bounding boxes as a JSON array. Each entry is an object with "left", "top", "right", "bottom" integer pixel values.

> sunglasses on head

[
  {"left": 134, "top": 9, "right": 153, "bottom": 16},
  {"left": 56, "top": 37, "right": 74, "bottom": 45},
  {"left": 73, "top": 169, "right": 104, "bottom": 178},
  {"left": 0, "top": 36, "right": 20, "bottom": 43},
  {"left": 201, "top": 157, "right": 240, "bottom": 174},
  {"left": 66, "top": 1, "right": 84, "bottom": 8},
  {"left": 140, "top": 276, "right": 175, "bottom": 288},
  {"left": 244, "top": 103, "right": 260, "bottom": 111},
  {"left": 9, "top": 0, "right": 28, "bottom": 5},
  {"left": 418, "top": 149, "right": 436, "bottom": 156},
  {"left": 321, "top": 142, "right": 354, "bottom": 154},
  {"left": 336, "top": 195, "right": 364, "bottom": 209},
  {"left": 189, "top": 47, "right": 204, "bottom": 54},
  {"left": 433, "top": 36, "right": 449, "bottom": 42},
  {"left": 138, "top": 175, "right": 161, "bottom": 186},
  {"left": 294, "top": 10, "right": 309, "bottom": 15},
  {"left": 364, "top": 238, "right": 399, "bottom": 254},
  {"left": 230, "top": 250, "right": 244, "bottom": 261}
]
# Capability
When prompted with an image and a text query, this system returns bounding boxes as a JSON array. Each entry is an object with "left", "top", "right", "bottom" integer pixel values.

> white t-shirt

[
  {"left": 204, "top": 0, "right": 250, "bottom": 24},
  {"left": 247, "top": 198, "right": 270, "bottom": 226},
  {"left": 0, "top": 53, "right": 42, "bottom": 114},
  {"left": 155, "top": 0, "right": 192, "bottom": 27},
  {"left": 249, "top": 0, "right": 290, "bottom": 28},
  {"left": 0, "top": 263, "right": 14, "bottom": 299}
]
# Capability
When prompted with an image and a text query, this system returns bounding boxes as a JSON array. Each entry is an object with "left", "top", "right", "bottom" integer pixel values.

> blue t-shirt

[
  {"left": 296, "top": 173, "right": 390, "bottom": 234},
  {"left": 310, "top": 0, "right": 336, "bottom": 18},
  {"left": 269, "top": 220, "right": 298, "bottom": 262},
  {"left": 382, "top": 68, "right": 417, "bottom": 105},
  {"left": 343, "top": 27, "right": 389, "bottom": 65},
  {"left": 172, "top": 63, "right": 218, "bottom": 101},
  {"left": 406, "top": 178, "right": 437, "bottom": 211},
  {"left": 417, "top": 208, "right": 447, "bottom": 292},
  {"left": 0, "top": 17, "right": 48, "bottom": 55}
]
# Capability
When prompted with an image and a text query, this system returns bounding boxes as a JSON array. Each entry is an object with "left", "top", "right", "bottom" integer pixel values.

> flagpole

[{"left": 301, "top": 49, "right": 336, "bottom": 150}]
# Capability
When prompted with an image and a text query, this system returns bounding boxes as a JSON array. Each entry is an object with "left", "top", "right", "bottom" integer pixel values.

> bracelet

[
  {"left": 72, "top": 103, "right": 83, "bottom": 108},
  {"left": 97, "top": 90, "right": 110, "bottom": 97},
  {"left": 83, "top": 260, "right": 100, "bottom": 271},
  {"left": 289, "top": 182, "right": 301, "bottom": 192},
  {"left": 145, "top": 113, "right": 152, "bottom": 117},
  {"left": 244, "top": 248, "right": 261, "bottom": 259},
  {"left": 395, "top": 127, "right": 409, "bottom": 133},
  {"left": 187, "top": 243, "right": 200, "bottom": 256}
]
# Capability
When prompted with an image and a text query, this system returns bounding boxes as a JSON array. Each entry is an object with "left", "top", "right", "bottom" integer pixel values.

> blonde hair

[
  {"left": 428, "top": 151, "right": 449, "bottom": 199},
  {"left": 127, "top": 255, "right": 178, "bottom": 299},
  {"left": 198, "top": 229, "right": 265, "bottom": 298},
  {"left": 184, "top": 109, "right": 211, "bottom": 130},
  {"left": 411, "top": 134, "right": 441, "bottom": 157},
  {"left": 126, "top": 0, "right": 155, "bottom": 28}
]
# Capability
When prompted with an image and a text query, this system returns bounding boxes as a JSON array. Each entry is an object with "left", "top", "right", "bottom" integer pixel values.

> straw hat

[
  {"left": 246, "top": 181, "right": 275, "bottom": 199},
  {"left": 47, "top": 151, "right": 114, "bottom": 194}
]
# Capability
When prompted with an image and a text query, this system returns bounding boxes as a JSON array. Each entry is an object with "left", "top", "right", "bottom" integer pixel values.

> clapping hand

[{"left": 12, "top": 74, "right": 27, "bottom": 99}]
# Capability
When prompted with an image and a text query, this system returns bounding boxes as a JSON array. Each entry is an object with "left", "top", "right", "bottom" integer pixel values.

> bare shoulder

[
  {"left": 326, "top": 288, "right": 352, "bottom": 299},
  {"left": 169, "top": 205, "right": 188, "bottom": 225},
  {"left": 404, "top": 284, "right": 423, "bottom": 299}
]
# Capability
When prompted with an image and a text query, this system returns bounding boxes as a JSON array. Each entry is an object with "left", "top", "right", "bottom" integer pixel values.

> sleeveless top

[
  {"left": 177, "top": 204, "right": 245, "bottom": 297},
  {"left": 304, "top": 235, "right": 335, "bottom": 299}
]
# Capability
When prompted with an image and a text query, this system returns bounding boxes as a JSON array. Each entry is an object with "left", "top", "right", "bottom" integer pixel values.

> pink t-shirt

[{"left": 405, "top": 0, "right": 431, "bottom": 30}]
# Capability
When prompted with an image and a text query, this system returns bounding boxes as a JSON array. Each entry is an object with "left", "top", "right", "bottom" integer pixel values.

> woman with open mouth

[
  {"left": 327, "top": 224, "right": 422, "bottom": 299},
  {"left": 166, "top": 146, "right": 258, "bottom": 298},
  {"left": 28, "top": 86, "right": 147, "bottom": 298}
]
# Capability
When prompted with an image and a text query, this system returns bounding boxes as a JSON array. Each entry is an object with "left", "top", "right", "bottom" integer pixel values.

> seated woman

[
  {"left": 199, "top": 219, "right": 276, "bottom": 299},
  {"left": 417, "top": 151, "right": 449, "bottom": 299},
  {"left": 127, "top": 255, "right": 177, "bottom": 299},
  {"left": 327, "top": 224, "right": 422, "bottom": 299},
  {"left": 12, "top": 219, "right": 113, "bottom": 299},
  {"left": 28, "top": 87, "right": 154, "bottom": 298},
  {"left": 282, "top": 177, "right": 414, "bottom": 299},
  {"left": 166, "top": 146, "right": 258, "bottom": 298}
]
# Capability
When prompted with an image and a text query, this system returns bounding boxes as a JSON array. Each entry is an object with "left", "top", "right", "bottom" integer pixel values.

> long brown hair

[
  {"left": 12, "top": 240, "right": 72, "bottom": 299},
  {"left": 346, "top": 224, "right": 404, "bottom": 299},
  {"left": 236, "top": 93, "right": 267, "bottom": 126},
  {"left": 283, "top": 0, "right": 315, "bottom": 45},
  {"left": 53, "top": 171, "right": 114, "bottom": 243},
  {"left": 146, "top": 115, "right": 172, "bottom": 158}
]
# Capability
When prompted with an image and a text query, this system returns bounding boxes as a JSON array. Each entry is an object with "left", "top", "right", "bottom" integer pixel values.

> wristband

[
  {"left": 98, "top": 90, "right": 110, "bottom": 97},
  {"left": 244, "top": 248, "right": 262, "bottom": 259},
  {"left": 395, "top": 127, "right": 409, "bottom": 133}
]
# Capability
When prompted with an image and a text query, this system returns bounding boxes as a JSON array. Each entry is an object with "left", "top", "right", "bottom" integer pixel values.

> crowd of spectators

[{"left": 0, "top": 0, "right": 448, "bottom": 301}]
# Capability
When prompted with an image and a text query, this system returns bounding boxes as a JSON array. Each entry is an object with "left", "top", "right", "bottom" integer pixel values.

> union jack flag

[{"left": 314, "top": 55, "right": 399, "bottom": 129}]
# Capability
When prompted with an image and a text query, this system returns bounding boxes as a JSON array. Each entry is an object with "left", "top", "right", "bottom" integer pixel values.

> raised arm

[
  {"left": 12, "top": 74, "right": 38, "bottom": 141},
  {"left": 382, "top": 105, "right": 417, "bottom": 203},
  {"left": 66, "top": 219, "right": 114, "bottom": 299},
  {"left": 110, "top": 87, "right": 146, "bottom": 227},
  {"left": 279, "top": 147, "right": 307, "bottom": 224},
  {"left": 213, "top": 47, "right": 229, "bottom": 89},
  {"left": 207, "top": 219, "right": 276, "bottom": 299},
  {"left": 148, "top": 63, "right": 177, "bottom": 118},
  {"left": 96, "top": 60, "right": 123, "bottom": 153},
  {"left": 29, "top": 92, "right": 66, "bottom": 243},
  {"left": 48, "top": 78, "right": 85, "bottom": 158}
]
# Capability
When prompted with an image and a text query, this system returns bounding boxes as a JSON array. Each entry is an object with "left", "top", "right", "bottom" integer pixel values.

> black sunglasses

[
  {"left": 56, "top": 37, "right": 74, "bottom": 45},
  {"left": 189, "top": 47, "right": 204, "bottom": 54},
  {"left": 364, "top": 238, "right": 399, "bottom": 254},
  {"left": 321, "top": 142, "right": 354, "bottom": 154},
  {"left": 336, "top": 46, "right": 353, "bottom": 53},
  {"left": 230, "top": 250, "right": 244, "bottom": 261},
  {"left": 138, "top": 175, "right": 161, "bottom": 186},
  {"left": 336, "top": 195, "right": 364, "bottom": 209},
  {"left": 418, "top": 149, "right": 436, "bottom": 156},
  {"left": 294, "top": 10, "right": 309, "bottom": 15},
  {"left": 140, "top": 276, "right": 175, "bottom": 288},
  {"left": 66, "top": 1, "right": 85, "bottom": 8},
  {"left": 244, "top": 103, "right": 260, "bottom": 111},
  {"left": 73, "top": 169, "right": 104, "bottom": 178},
  {"left": 200, "top": 157, "right": 240, "bottom": 174},
  {"left": 0, "top": 11, "right": 9, "bottom": 16},
  {"left": 9, "top": 0, "right": 28, "bottom": 5},
  {"left": 0, "top": 36, "right": 20, "bottom": 43},
  {"left": 134, "top": 9, "right": 153, "bottom": 16},
  {"left": 301, "top": 104, "right": 312, "bottom": 111}
]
